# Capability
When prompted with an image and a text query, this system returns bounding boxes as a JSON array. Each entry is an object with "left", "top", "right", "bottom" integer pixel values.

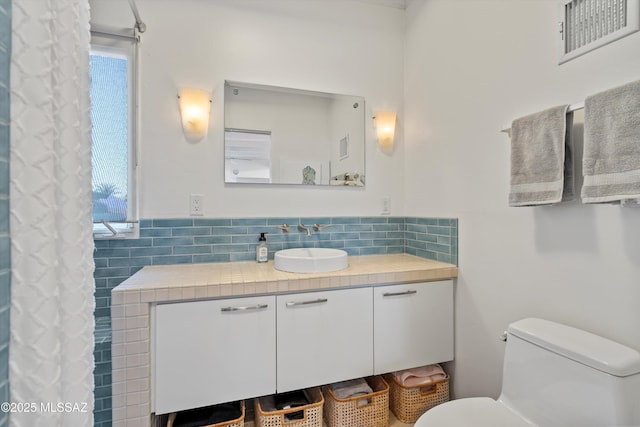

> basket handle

[
  {"left": 419, "top": 384, "right": 438, "bottom": 396},
  {"left": 280, "top": 408, "right": 308, "bottom": 426},
  {"left": 355, "top": 397, "right": 373, "bottom": 408}
]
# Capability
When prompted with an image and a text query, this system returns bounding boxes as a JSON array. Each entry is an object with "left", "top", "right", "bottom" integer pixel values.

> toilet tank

[{"left": 498, "top": 318, "right": 640, "bottom": 427}]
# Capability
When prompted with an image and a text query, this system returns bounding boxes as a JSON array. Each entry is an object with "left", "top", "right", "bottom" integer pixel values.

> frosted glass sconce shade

[
  {"left": 374, "top": 111, "right": 396, "bottom": 151},
  {"left": 178, "top": 88, "right": 212, "bottom": 142}
]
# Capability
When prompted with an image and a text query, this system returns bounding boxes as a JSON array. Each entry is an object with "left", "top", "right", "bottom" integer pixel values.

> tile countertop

[{"left": 111, "top": 253, "right": 458, "bottom": 302}]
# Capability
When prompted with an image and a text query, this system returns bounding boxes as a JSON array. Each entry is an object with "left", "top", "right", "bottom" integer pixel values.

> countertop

[{"left": 112, "top": 253, "right": 458, "bottom": 303}]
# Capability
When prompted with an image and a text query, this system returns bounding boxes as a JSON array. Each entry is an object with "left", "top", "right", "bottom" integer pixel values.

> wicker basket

[
  {"left": 255, "top": 388, "right": 323, "bottom": 427},
  {"left": 322, "top": 376, "right": 389, "bottom": 427},
  {"left": 167, "top": 400, "right": 245, "bottom": 427},
  {"left": 384, "top": 373, "right": 449, "bottom": 423}
]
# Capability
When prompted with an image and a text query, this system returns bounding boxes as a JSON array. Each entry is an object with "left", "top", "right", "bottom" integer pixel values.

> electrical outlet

[
  {"left": 190, "top": 194, "right": 204, "bottom": 216},
  {"left": 381, "top": 197, "right": 391, "bottom": 215}
]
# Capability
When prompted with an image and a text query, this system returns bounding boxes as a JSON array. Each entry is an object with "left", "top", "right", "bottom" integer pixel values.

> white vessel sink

[{"left": 274, "top": 248, "right": 348, "bottom": 273}]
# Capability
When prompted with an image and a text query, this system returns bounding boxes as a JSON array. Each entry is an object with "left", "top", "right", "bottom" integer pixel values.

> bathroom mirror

[{"left": 224, "top": 81, "right": 365, "bottom": 186}]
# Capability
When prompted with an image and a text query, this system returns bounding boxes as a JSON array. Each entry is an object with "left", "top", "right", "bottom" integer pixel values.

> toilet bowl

[
  {"left": 416, "top": 318, "right": 640, "bottom": 427},
  {"left": 415, "top": 397, "right": 532, "bottom": 427}
]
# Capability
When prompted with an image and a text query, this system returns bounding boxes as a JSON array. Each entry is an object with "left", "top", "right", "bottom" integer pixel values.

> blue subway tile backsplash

[
  {"left": 93, "top": 215, "right": 458, "bottom": 319},
  {"left": 92, "top": 215, "right": 457, "bottom": 426}
]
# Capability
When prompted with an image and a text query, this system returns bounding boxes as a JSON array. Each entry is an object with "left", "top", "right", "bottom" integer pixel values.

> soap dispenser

[{"left": 256, "top": 232, "right": 268, "bottom": 263}]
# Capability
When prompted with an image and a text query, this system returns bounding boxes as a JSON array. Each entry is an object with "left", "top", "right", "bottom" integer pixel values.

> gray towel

[
  {"left": 509, "top": 105, "right": 574, "bottom": 206},
  {"left": 581, "top": 80, "right": 640, "bottom": 204},
  {"left": 330, "top": 378, "right": 372, "bottom": 402}
]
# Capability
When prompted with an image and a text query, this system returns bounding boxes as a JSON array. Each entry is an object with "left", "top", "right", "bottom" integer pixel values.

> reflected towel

[
  {"left": 581, "top": 79, "right": 640, "bottom": 204},
  {"left": 393, "top": 364, "right": 446, "bottom": 387},
  {"left": 509, "top": 105, "right": 574, "bottom": 206}
]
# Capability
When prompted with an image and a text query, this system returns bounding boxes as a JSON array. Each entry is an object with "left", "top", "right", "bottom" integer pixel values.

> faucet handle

[
  {"left": 313, "top": 224, "right": 328, "bottom": 231},
  {"left": 298, "top": 224, "right": 311, "bottom": 236},
  {"left": 279, "top": 224, "right": 290, "bottom": 232}
]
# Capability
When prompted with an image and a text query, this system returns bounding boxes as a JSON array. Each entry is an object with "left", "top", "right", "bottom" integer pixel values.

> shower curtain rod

[
  {"left": 90, "top": 0, "right": 146, "bottom": 41},
  {"left": 127, "top": 0, "right": 146, "bottom": 33},
  {"left": 501, "top": 102, "right": 584, "bottom": 134}
]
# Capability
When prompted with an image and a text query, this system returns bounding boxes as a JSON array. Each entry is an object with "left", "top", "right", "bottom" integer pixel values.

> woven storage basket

[
  {"left": 322, "top": 376, "right": 389, "bottom": 427},
  {"left": 167, "top": 400, "right": 245, "bottom": 427},
  {"left": 384, "top": 373, "right": 449, "bottom": 423},
  {"left": 255, "top": 388, "right": 323, "bottom": 427}
]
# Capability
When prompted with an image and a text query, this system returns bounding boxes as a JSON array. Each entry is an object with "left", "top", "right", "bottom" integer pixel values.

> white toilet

[{"left": 416, "top": 318, "right": 640, "bottom": 427}]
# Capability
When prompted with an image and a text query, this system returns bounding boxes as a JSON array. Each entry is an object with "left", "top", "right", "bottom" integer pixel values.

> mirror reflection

[{"left": 224, "top": 81, "right": 365, "bottom": 186}]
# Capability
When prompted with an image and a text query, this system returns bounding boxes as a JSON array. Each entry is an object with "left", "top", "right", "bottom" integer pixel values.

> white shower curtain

[{"left": 10, "top": 1, "right": 95, "bottom": 426}]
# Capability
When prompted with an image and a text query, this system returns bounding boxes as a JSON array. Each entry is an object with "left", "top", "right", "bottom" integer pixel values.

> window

[{"left": 90, "top": 34, "right": 139, "bottom": 238}]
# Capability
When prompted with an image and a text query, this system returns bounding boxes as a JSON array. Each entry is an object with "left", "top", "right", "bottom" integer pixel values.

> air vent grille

[{"left": 559, "top": 0, "right": 639, "bottom": 63}]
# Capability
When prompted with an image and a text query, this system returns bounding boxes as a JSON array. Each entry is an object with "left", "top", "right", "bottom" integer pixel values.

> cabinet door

[
  {"left": 276, "top": 288, "right": 373, "bottom": 392},
  {"left": 154, "top": 296, "right": 276, "bottom": 414},
  {"left": 373, "top": 280, "right": 453, "bottom": 374}
]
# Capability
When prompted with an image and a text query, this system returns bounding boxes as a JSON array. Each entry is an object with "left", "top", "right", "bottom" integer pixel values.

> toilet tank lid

[{"left": 508, "top": 318, "right": 640, "bottom": 377}]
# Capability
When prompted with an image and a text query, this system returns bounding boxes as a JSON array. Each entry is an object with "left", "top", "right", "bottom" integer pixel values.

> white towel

[
  {"left": 581, "top": 79, "right": 640, "bottom": 204},
  {"left": 509, "top": 105, "right": 574, "bottom": 206}
]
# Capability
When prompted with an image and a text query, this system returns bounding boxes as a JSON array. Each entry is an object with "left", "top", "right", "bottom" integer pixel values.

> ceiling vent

[{"left": 559, "top": 0, "right": 640, "bottom": 63}]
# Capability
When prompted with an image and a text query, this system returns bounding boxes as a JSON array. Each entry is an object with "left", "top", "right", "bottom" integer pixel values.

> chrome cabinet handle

[
  {"left": 285, "top": 298, "right": 328, "bottom": 307},
  {"left": 221, "top": 304, "right": 268, "bottom": 312},
  {"left": 382, "top": 290, "right": 417, "bottom": 297}
]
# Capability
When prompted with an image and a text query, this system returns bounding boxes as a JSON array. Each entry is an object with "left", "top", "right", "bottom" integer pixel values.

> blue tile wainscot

[{"left": 92, "top": 216, "right": 458, "bottom": 426}]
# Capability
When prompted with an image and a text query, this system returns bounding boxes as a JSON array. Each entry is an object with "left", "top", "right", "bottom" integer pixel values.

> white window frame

[{"left": 90, "top": 31, "right": 140, "bottom": 239}]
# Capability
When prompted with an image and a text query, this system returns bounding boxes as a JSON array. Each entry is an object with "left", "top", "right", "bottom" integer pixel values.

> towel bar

[{"left": 501, "top": 102, "right": 584, "bottom": 135}]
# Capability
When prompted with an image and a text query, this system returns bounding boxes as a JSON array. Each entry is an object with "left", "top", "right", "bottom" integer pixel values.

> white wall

[
  {"left": 404, "top": 0, "right": 640, "bottom": 398},
  {"left": 89, "top": 0, "right": 405, "bottom": 218}
]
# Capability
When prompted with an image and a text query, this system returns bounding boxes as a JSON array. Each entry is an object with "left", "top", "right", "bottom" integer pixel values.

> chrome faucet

[
  {"left": 298, "top": 224, "right": 311, "bottom": 236},
  {"left": 278, "top": 224, "right": 290, "bottom": 232}
]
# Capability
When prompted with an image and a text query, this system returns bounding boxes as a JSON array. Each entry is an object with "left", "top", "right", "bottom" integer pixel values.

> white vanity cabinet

[
  {"left": 153, "top": 296, "right": 276, "bottom": 415},
  {"left": 373, "top": 280, "right": 453, "bottom": 374},
  {"left": 151, "top": 280, "right": 453, "bottom": 414},
  {"left": 276, "top": 288, "right": 374, "bottom": 392}
]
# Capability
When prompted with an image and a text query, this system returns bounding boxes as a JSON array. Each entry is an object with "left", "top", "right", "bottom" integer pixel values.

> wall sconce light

[
  {"left": 374, "top": 111, "right": 397, "bottom": 152},
  {"left": 178, "top": 88, "right": 212, "bottom": 142}
]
